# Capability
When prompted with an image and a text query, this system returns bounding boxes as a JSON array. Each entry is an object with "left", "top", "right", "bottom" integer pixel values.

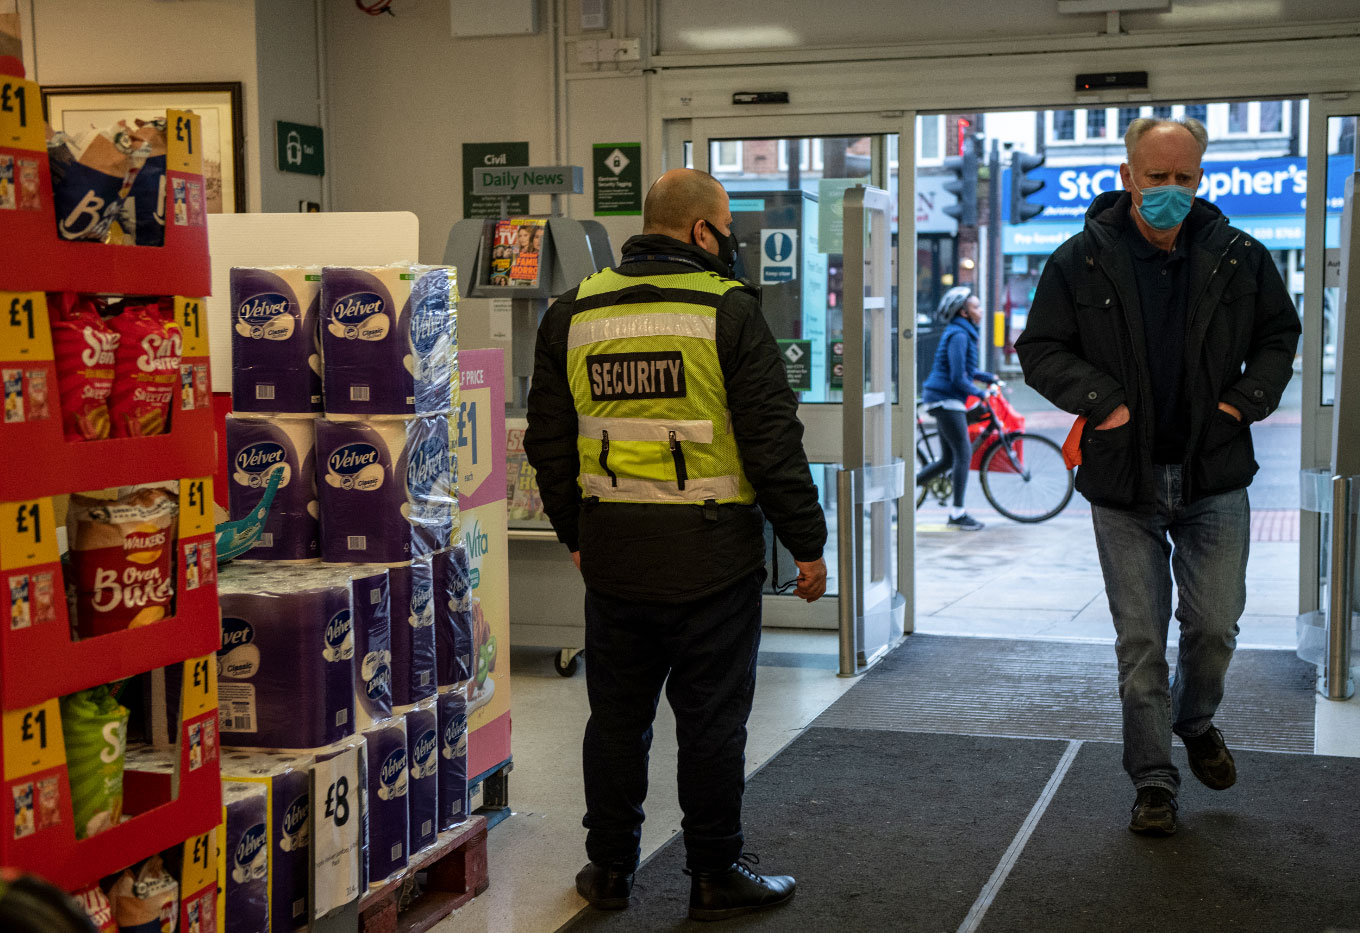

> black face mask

[{"left": 700, "top": 219, "right": 739, "bottom": 276}]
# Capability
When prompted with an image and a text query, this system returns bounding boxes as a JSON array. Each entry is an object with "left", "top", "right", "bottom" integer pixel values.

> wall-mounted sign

[
  {"left": 593, "top": 142, "right": 642, "bottom": 216},
  {"left": 276, "top": 121, "right": 324, "bottom": 176},
  {"left": 471, "top": 165, "right": 583, "bottom": 195},
  {"left": 463, "top": 142, "right": 530, "bottom": 218},
  {"left": 777, "top": 339, "right": 812, "bottom": 392}
]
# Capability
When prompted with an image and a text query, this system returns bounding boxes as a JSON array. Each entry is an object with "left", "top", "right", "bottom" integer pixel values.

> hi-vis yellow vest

[{"left": 567, "top": 267, "right": 757, "bottom": 505}]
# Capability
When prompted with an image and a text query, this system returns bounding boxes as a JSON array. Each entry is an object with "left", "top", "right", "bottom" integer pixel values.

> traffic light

[
  {"left": 1009, "top": 151, "right": 1046, "bottom": 224},
  {"left": 943, "top": 138, "right": 980, "bottom": 227}
]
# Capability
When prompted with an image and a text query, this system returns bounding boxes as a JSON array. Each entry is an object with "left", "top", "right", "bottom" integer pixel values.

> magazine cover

[
  {"left": 508, "top": 217, "right": 547, "bottom": 286},
  {"left": 506, "top": 420, "right": 548, "bottom": 525},
  {"left": 488, "top": 220, "right": 516, "bottom": 286}
]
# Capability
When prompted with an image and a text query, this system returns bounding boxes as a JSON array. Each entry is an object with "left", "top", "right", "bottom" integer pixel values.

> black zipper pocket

[
  {"left": 668, "top": 430, "right": 688, "bottom": 491},
  {"left": 599, "top": 430, "right": 617, "bottom": 487}
]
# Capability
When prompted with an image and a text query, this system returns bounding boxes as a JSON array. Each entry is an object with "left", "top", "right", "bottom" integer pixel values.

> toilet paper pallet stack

[{"left": 227, "top": 262, "right": 460, "bottom": 566}]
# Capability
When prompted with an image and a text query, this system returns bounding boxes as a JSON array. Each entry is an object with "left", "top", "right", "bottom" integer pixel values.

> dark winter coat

[
  {"left": 524, "top": 234, "right": 826, "bottom": 601},
  {"left": 922, "top": 315, "right": 997, "bottom": 405},
  {"left": 1015, "top": 191, "right": 1301, "bottom": 510}
]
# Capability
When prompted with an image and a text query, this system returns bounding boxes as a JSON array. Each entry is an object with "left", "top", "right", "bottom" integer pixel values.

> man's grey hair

[{"left": 1124, "top": 116, "right": 1209, "bottom": 159}]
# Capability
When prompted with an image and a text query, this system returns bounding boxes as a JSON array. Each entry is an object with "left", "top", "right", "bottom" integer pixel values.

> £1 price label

[
  {"left": 2, "top": 700, "right": 65, "bottom": 781},
  {"left": 1, "top": 292, "right": 54, "bottom": 363},
  {"left": 0, "top": 77, "right": 43, "bottom": 151},
  {"left": 0, "top": 498, "right": 58, "bottom": 571},
  {"left": 174, "top": 297, "right": 209, "bottom": 358},
  {"left": 179, "top": 477, "right": 214, "bottom": 538},
  {"left": 181, "top": 830, "right": 216, "bottom": 894},
  {"left": 167, "top": 110, "right": 204, "bottom": 176},
  {"left": 181, "top": 655, "right": 216, "bottom": 721}
]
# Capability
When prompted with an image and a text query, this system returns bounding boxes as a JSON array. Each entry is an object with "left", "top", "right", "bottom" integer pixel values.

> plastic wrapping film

[
  {"left": 404, "top": 697, "right": 439, "bottom": 856},
  {"left": 230, "top": 266, "right": 323, "bottom": 415},
  {"left": 315, "top": 415, "right": 454, "bottom": 565},
  {"left": 225, "top": 414, "right": 321, "bottom": 562},
  {"left": 220, "top": 749, "right": 315, "bottom": 933},
  {"left": 216, "top": 564, "right": 356, "bottom": 751},
  {"left": 434, "top": 544, "right": 475, "bottom": 688},
  {"left": 389, "top": 557, "right": 437, "bottom": 709},
  {"left": 348, "top": 565, "right": 394, "bottom": 729},
  {"left": 220, "top": 780, "right": 270, "bottom": 933},
  {"left": 436, "top": 688, "right": 469, "bottom": 830},
  {"left": 360, "top": 717, "right": 409, "bottom": 887},
  {"left": 320, "top": 264, "right": 458, "bottom": 418}
]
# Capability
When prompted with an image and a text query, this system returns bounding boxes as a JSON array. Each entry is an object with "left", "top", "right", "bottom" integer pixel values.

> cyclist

[{"left": 918, "top": 286, "right": 998, "bottom": 531}]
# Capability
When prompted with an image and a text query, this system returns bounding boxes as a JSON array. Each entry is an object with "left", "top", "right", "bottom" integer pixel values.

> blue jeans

[{"left": 1091, "top": 464, "right": 1250, "bottom": 793}]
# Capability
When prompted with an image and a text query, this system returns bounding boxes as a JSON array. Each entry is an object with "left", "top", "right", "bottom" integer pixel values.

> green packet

[{"left": 59, "top": 685, "right": 130, "bottom": 840}]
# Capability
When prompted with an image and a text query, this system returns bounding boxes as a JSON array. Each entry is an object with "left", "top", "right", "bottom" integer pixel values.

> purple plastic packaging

[
  {"left": 225, "top": 415, "right": 320, "bottom": 562},
  {"left": 350, "top": 567, "right": 393, "bottom": 729},
  {"left": 434, "top": 547, "right": 474, "bottom": 687},
  {"left": 436, "top": 689, "right": 469, "bottom": 830},
  {"left": 230, "top": 266, "right": 323, "bottom": 414},
  {"left": 405, "top": 699, "right": 439, "bottom": 856},
  {"left": 221, "top": 782, "right": 269, "bottom": 933},
  {"left": 315, "top": 416, "right": 453, "bottom": 565},
  {"left": 389, "top": 559, "right": 437, "bottom": 708},
  {"left": 320, "top": 265, "right": 456, "bottom": 418},
  {"left": 362, "top": 718, "right": 409, "bottom": 886},
  {"left": 221, "top": 751, "right": 313, "bottom": 932}
]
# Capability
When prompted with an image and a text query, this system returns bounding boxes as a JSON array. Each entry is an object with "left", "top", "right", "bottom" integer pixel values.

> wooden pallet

[{"left": 358, "top": 814, "right": 489, "bottom": 933}]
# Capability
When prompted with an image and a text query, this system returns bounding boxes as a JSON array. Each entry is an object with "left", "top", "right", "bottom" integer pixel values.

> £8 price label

[
  {"left": 181, "top": 655, "right": 216, "bottom": 720},
  {"left": 179, "top": 477, "right": 213, "bottom": 538},
  {"left": 174, "top": 297, "right": 209, "bottom": 357},
  {"left": 0, "top": 498, "right": 58, "bottom": 571},
  {"left": 2, "top": 699, "right": 64, "bottom": 781},
  {"left": 0, "top": 292, "right": 54, "bottom": 363},
  {"left": 0, "top": 77, "right": 43, "bottom": 151}
]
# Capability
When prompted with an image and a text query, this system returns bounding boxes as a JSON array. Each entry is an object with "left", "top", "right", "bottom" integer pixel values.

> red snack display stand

[{"left": 0, "top": 67, "right": 221, "bottom": 901}]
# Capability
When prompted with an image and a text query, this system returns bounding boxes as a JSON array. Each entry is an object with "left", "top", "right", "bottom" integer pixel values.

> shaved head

[{"left": 643, "top": 169, "right": 729, "bottom": 238}]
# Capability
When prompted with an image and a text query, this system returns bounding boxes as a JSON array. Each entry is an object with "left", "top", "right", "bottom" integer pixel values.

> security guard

[{"left": 525, "top": 168, "right": 827, "bottom": 922}]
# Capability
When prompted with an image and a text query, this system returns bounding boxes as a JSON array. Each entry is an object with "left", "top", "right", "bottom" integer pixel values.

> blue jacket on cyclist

[{"left": 923, "top": 296, "right": 997, "bottom": 406}]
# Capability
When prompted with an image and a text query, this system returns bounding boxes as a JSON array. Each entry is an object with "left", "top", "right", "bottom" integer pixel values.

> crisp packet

[
  {"left": 59, "top": 685, "right": 129, "bottom": 840},
  {"left": 47, "top": 125, "right": 133, "bottom": 241},
  {"left": 108, "top": 302, "right": 182, "bottom": 437},
  {"left": 109, "top": 855, "right": 178, "bottom": 933},
  {"left": 73, "top": 884, "right": 119, "bottom": 933},
  {"left": 49, "top": 293, "right": 120, "bottom": 441},
  {"left": 121, "top": 119, "right": 167, "bottom": 247},
  {"left": 67, "top": 484, "right": 179, "bottom": 638}
]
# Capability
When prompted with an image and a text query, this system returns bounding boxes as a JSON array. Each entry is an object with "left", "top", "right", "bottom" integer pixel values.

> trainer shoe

[
  {"left": 688, "top": 854, "right": 795, "bottom": 922},
  {"left": 575, "top": 862, "right": 634, "bottom": 910},
  {"left": 947, "top": 513, "right": 985, "bottom": 531},
  {"left": 1128, "top": 786, "right": 1177, "bottom": 836},
  {"left": 1179, "top": 725, "right": 1237, "bottom": 790}
]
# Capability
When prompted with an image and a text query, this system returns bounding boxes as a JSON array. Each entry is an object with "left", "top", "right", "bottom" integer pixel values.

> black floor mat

[
  {"left": 560, "top": 729, "right": 1068, "bottom": 932},
  {"left": 978, "top": 741, "right": 1360, "bottom": 932},
  {"left": 813, "top": 635, "right": 1316, "bottom": 753}
]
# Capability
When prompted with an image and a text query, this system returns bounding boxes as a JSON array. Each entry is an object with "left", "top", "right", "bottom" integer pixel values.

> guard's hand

[
  {"left": 1095, "top": 403, "right": 1130, "bottom": 430},
  {"left": 571, "top": 550, "right": 581, "bottom": 570},
  {"left": 1218, "top": 401, "right": 1242, "bottom": 422},
  {"left": 793, "top": 557, "right": 827, "bottom": 603}
]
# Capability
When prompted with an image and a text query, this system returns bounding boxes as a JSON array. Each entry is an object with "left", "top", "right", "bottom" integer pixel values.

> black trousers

[
  {"left": 918, "top": 406, "right": 971, "bottom": 508},
  {"left": 581, "top": 569, "right": 764, "bottom": 872}
]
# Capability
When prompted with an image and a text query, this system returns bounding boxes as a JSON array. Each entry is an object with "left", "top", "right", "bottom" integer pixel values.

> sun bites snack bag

[
  {"left": 108, "top": 302, "right": 182, "bottom": 437},
  {"left": 49, "top": 293, "right": 120, "bottom": 441},
  {"left": 67, "top": 485, "right": 179, "bottom": 638}
]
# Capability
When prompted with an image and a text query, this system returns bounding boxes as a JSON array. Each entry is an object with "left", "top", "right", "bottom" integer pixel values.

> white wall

[
  {"left": 254, "top": 0, "right": 324, "bottom": 213},
  {"left": 29, "top": 0, "right": 263, "bottom": 212}
]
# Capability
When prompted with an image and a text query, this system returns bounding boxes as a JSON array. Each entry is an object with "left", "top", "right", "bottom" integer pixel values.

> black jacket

[
  {"left": 1015, "top": 191, "right": 1300, "bottom": 510},
  {"left": 523, "top": 233, "right": 827, "bottom": 601}
]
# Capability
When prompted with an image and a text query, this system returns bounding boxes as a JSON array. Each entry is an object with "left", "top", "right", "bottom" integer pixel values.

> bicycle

[{"left": 915, "top": 384, "right": 1075, "bottom": 523}]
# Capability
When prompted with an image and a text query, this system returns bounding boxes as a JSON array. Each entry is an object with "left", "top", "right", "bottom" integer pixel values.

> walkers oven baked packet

[{"left": 67, "top": 484, "right": 179, "bottom": 638}]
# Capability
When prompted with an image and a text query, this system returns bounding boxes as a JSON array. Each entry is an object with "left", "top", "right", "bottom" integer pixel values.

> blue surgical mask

[{"left": 1130, "top": 177, "right": 1195, "bottom": 230}]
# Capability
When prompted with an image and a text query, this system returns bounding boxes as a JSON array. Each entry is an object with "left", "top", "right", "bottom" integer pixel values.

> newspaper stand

[{"left": 0, "top": 64, "right": 221, "bottom": 902}]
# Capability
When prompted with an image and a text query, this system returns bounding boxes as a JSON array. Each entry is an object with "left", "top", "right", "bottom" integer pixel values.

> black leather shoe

[
  {"left": 575, "top": 862, "right": 634, "bottom": 910},
  {"left": 1128, "top": 786, "right": 1177, "bottom": 836},
  {"left": 1179, "top": 725, "right": 1237, "bottom": 790},
  {"left": 688, "top": 854, "right": 795, "bottom": 922}
]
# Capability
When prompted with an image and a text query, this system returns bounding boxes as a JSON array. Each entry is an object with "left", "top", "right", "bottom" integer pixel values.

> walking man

[
  {"left": 1015, "top": 118, "right": 1300, "bottom": 835},
  {"left": 525, "top": 168, "right": 828, "bottom": 917}
]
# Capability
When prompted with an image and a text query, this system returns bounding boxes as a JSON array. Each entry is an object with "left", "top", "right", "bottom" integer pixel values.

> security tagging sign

[
  {"left": 777, "top": 339, "right": 812, "bottom": 392},
  {"left": 311, "top": 746, "right": 362, "bottom": 918},
  {"left": 761, "top": 229, "right": 797, "bottom": 284}
]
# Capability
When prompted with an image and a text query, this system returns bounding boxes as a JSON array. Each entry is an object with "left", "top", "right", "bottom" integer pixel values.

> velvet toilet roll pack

[
  {"left": 436, "top": 688, "right": 469, "bottom": 830},
  {"left": 389, "top": 558, "right": 436, "bottom": 709},
  {"left": 225, "top": 414, "right": 320, "bottom": 562},
  {"left": 361, "top": 718, "right": 409, "bottom": 887},
  {"left": 349, "top": 566, "right": 393, "bottom": 729},
  {"left": 404, "top": 698, "right": 439, "bottom": 856},
  {"left": 221, "top": 750, "right": 315, "bottom": 933},
  {"left": 315, "top": 415, "right": 453, "bottom": 565},
  {"left": 217, "top": 565, "right": 356, "bottom": 751},
  {"left": 221, "top": 780, "right": 270, "bottom": 933},
  {"left": 230, "top": 265, "right": 323, "bottom": 415},
  {"left": 320, "top": 264, "right": 457, "bottom": 418},
  {"left": 434, "top": 546, "right": 474, "bottom": 688}
]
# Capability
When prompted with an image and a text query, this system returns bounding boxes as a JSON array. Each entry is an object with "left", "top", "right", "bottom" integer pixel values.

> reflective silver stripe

[
  {"left": 581, "top": 473, "right": 740, "bottom": 502},
  {"left": 568, "top": 312, "right": 716, "bottom": 350},
  {"left": 578, "top": 415, "right": 714, "bottom": 444}
]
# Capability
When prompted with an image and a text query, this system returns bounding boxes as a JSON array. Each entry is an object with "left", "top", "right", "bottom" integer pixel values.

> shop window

[
  {"left": 1184, "top": 103, "right": 1208, "bottom": 124},
  {"left": 1229, "top": 102, "right": 1250, "bottom": 134},
  {"left": 1260, "top": 100, "right": 1284, "bottom": 133},
  {"left": 1085, "top": 108, "right": 1108, "bottom": 139},
  {"left": 917, "top": 115, "right": 944, "bottom": 165},
  {"left": 711, "top": 139, "right": 744, "bottom": 172},
  {"left": 1117, "top": 107, "right": 1141, "bottom": 136},
  {"left": 776, "top": 138, "right": 825, "bottom": 172},
  {"left": 1052, "top": 110, "right": 1076, "bottom": 141}
]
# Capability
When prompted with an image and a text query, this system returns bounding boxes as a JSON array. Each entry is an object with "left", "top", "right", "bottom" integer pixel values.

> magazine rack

[{"left": 0, "top": 70, "right": 221, "bottom": 893}]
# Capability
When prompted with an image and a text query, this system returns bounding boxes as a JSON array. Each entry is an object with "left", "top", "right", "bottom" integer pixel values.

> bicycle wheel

[{"left": 979, "top": 433, "right": 1074, "bottom": 523}]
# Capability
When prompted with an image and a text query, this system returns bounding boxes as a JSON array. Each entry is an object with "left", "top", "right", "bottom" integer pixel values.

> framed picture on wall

[
  {"left": 0, "top": 0, "right": 37, "bottom": 79},
  {"left": 41, "top": 82, "right": 245, "bottom": 213}
]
